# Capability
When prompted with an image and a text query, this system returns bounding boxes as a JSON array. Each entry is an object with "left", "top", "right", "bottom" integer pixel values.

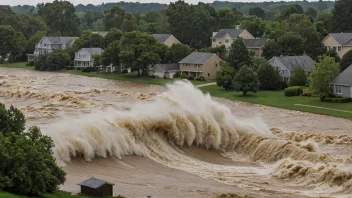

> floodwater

[{"left": 1, "top": 67, "right": 352, "bottom": 198}]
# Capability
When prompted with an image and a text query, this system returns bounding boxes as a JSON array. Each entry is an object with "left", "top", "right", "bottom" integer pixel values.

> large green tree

[
  {"left": 340, "top": 50, "right": 352, "bottom": 72},
  {"left": 240, "top": 16, "right": 265, "bottom": 38},
  {"left": 228, "top": 37, "right": 252, "bottom": 70},
  {"left": 216, "top": 65, "right": 236, "bottom": 90},
  {"left": 305, "top": 8, "right": 317, "bottom": 19},
  {"left": 248, "top": 7, "right": 265, "bottom": 19},
  {"left": 332, "top": 0, "right": 352, "bottom": 32},
  {"left": 309, "top": 55, "right": 340, "bottom": 96},
  {"left": 217, "top": 9, "right": 237, "bottom": 28},
  {"left": 104, "top": 28, "right": 123, "bottom": 45},
  {"left": 277, "top": 33, "right": 304, "bottom": 56},
  {"left": 37, "top": 0, "right": 79, "bottom": 36},
  {"left": 289, "top": 66, "right": 308, "bottom": 86},
  {"left": 122, "top": 12, "right": 137, "bottom": 32},
  {"left": 257, "top": 62, "right": 283, "bottom": 90},
  {"left": 35, "top": 49, "right": 70, "bottom": 71},
  {"left": 104, "top": 6, "right": 126, "bottom": 30},
  {"left": 102, "top": 40, "right": 121, "bottom": 68},
  {"left": 165, "top": 43, "right": 191, "bottom": 63},
  {"left": 262, "top": 40, "right": 281, "bottom": 60},
  {"left": 139, "top": 11, "right": 170, "bottom": 34},
  {"left": 233, "top": 65, "right": 259, "bottom": 95},
  {"left": 0, "top": 25, "right": 26, "bottom": 61},
  {"left": 0, "top": 103, "right": 66, "bottom": 196},
  {"left": 276, "top": 4, "right": 304, "bottom": 21}
]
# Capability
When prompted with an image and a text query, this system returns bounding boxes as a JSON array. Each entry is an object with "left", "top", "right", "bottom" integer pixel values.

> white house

[
  {"left": 74, "top": 48, "right": 104, "bottom": 68},
  {"left": 150, "top": 63, "right": 179, "bottom": 79},
  {"left": 27, "top": 37, "right": 78, "bottom": 61}
]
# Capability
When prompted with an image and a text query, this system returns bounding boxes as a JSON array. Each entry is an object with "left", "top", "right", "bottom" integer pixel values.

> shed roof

[
  {"left": 329, "top": 33, "right": 352, "bottom": 46},
  {"left": 45, "top": 37, "right": 78, "bottom": 45},
  {"left": 78, "top": 177, "right": 114, "bottom": 189},
  {"left": 332, "top": 65, "right": 352, "bottom": 85},
  {"left": 272, "top": 56, "right": 315, "bottom": 72},
  {"left": 212, "top": 29, "right": 245, "bottom": 39},
  {"left": 179, "top": 52, "right": 216, "bottom": 64},
  {"left": 243, "top": 39, "right": 268, "bottom": 48},
  {"left": 156, "top": 63, "right": 179, "bottom": 71},
  {"left": 82, "top": 48, "right": 104, "bottom": 55},
  {"left": 153, "top": 34, "right": 172, "bottom": 43}
]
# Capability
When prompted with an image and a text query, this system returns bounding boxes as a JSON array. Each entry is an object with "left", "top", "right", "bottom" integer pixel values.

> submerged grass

[
  {"left": 0, "top": 191, "right": 124, "bottom": 198},
  {"left": 200, "top": 85, "right": 352, "bottom": 119},
  {"left": 0, "top": 62, "right": 34, "bottom": 70}
]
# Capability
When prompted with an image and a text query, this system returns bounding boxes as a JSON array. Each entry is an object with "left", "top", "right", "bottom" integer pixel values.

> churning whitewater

[{"left": 2, "top": 68, "right": 352, "bottom": 197}]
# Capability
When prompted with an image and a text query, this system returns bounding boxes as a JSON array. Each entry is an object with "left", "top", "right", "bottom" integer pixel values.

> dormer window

[{"left": 225, "top": 39, "right": 229, "bottom": 43}]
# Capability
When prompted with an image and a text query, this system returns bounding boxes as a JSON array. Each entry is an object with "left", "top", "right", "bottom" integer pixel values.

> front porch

[
  {"left": 74, "top": 60, "right": 93, "bottom": 67},
  {"left": 181, "top": 71, "right": 202, "bottom": 78}
]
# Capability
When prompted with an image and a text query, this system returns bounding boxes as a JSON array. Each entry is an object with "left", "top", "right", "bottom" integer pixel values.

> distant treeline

[{"left": 11, "top": 1, "right": 334, "bottom": 14}]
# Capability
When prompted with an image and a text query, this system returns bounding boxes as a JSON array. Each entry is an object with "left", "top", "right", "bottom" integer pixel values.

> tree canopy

[
  {"left": 257, "top": 62, "right": 283, "bottom": 90},
  {"left": 332, "top": 0, "right": 352, "bottom": 32},
  {"left": 340, "top": 50, "right": 352, "bottom": 72},
  {"left": 289, "top": 66, "right": 308, "bottom": 86},
  {"left": 216, "top": 65, "right": 236, "bottom": 90},
  {"left": 233, "top": 65, "right": 259, "bottom": 95},
  {"left": 228, "top": 37, "right": 252, "bottom": 70}
]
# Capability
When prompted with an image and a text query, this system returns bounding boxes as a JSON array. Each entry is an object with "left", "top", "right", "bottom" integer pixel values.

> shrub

[
  {"left": 257, "top": 63, "right": 283, "bottom": 90},
  {"left": 322, "top": 97, "right": 351, "bottom": 103},
  {"left": 81, "top": 67, "right": 97, "bottom": 73},
  {"left": 122, "top": 69, "right": 128, "bottom": 74},
  {"left": 179, "top": 74, "right": 187, "bottom": 79},
  {"left": 302, "top": 88, "right": 312, "bottom": 97},
  {"left": 187, "top": 76, "right": 194, "bottom": 80},
  {"left": 284, "top": 86, "right": 303, "bottom": 96},
  {"left": 289, "top": 66, "right": 308, "bottom": 86},
  {"left": 173, "top": 71, "right": 181, "bottom": 78},
  {"left": 195, "top": 77, "right": 201, "bottom": 81},
  {"left": 199, "top": 76, "right": 206, "bottom": 81},
  {"left": 216, "top": 66, "right": 236, "bottom": 90},
  {"left": 26, "top": 61, "right": 34, "bottom": 66}
]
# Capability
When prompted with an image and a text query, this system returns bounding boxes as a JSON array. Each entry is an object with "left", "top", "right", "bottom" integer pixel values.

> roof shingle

[
  {"left": 329, "top": 33, "right": 352, "bottom": 46},
  {"left": 156, "top": 63, "right": 179, "bottom": 71},
  {"left": 45, "top": 37, "right": 78, "bottom": 45},
  {"left": 153, "top": 34, "right": 172, "bottom": 43},
  {"left": 243, "top": 39, "right": 268, "bottom": 48},
  {"left": 78, "top": 177, "right": 114, "bottom": 189},
  {"left": 178, "top": 52, "right": 216, "bottom": 64},
  {"left": 212, "top": 29, "right": 245, "bottom": 39},
  {"left": 273, "top": 56, "right": 315, "bottom": 72},
  {"left": 333, "top": 65, "right": 352, "bottom": 85},
  {"left": 82, "top": 48, "right": 103, "bottom": 55}
]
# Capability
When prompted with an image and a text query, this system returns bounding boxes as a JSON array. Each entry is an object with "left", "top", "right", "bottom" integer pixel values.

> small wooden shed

[{"left": 78, "top": 177, "right": 114, "bottom": 197}]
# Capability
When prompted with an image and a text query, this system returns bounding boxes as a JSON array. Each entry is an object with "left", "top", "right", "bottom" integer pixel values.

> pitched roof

[
  {"left": 156, "top": 63, "right": 179, "bottom": 71},
  {"left": 243, "top": 39, "right": 268, "bottom": 48},
  {"left": 179, "top": 52, "right": 216, "bottom": 64},
  {"left": 153, "top": 34, "right": 172, "bottom": 43},
  {"left": 92, "top": 31, "right": 109, "bottom": 37},
  {"left": 332, "top": 65, "right": 352, "bottom": 85},
  {"left": 78, "top": 177, "right": 114, "bottom": 189},
  {"left": 82, "top": 48, "right": 103, "bottom": 55},
  {"left": 212, "top": 29, "right": 245, "bottom": 39},
  {"left": 45, "top": 37, "right": 78, "bottom": 45},
  {"left": 273, "top": 56, "right": 315, "bottom": 72},
  {"left": 329, "top": 33, "right": 352, "bottom": 46}
]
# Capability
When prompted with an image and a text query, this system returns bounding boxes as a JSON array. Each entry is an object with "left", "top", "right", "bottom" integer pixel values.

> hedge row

[
  {"left": 322, "top": 97, "right": 352, "bottom": 103},
  {"left": 284, "top": 86, "right": 303, "bottom": 97}
]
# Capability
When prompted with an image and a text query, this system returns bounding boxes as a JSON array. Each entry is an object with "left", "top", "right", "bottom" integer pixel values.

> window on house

[
  {"left": 225, "top": 39, "right": 229, "bottom": 43},
  {"left": 213, "top": 39, "right": 216, "bottom": 42},
  {"left": 333, "top": 46, "right": 337, "bottom": 52},
  {"left": 215, "top": 63, "right": 218, "bottom": 67},
  {"left": 336, "top": 86, "right": 342, "bottom": 94},
  {"left": 338, "top": 47, "right": 342, "bottom": 51},
  {"left": 208, "top": 73, "right": 210, "bottom": 77},
  {"left": 219, "top": 42, "right": 222, "bottom": 44}
]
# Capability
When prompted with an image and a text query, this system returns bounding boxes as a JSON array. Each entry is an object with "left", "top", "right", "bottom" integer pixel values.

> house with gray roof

[
  {"left": 331, "top": 65, "right": 352, "bottom": 98},
  {"left": 211, "top": 28, "right": 254, "bottom": 49},
  {"left": 74, "top": 48, "right": 104, "bottom": 67},
  {"left": 323, "top": 33, "right": 352, "bottom": 58},
  {"left": 179, "top": 52, "right": 222, "bottom": 80},
  {"left": 78, "top": 177, "right": 114, "bottom": 197},
  {"left": 153, "top": 34, "right": 181, "bottom": 47},
  {"left": 150, "top": 63, "right": 179, "bottom": 79},
  {"left": 28, "top": 36, "right": 78, "bottom": 61},
  {"left": 268, "top": 55, "right": 315, "bottom": 82},
  {"left": 244, "top": 38, "right": 269, "bottom": 56}
]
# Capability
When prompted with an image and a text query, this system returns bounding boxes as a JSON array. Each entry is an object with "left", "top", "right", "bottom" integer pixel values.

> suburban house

[
  {"left": 27, "top": 36, "right": 78, "bottom": 61},
  {"left": 322, "top": 33, "right": 352, "bottom": 58},
  {"left": 331, "top": 65, "right": 352, "bottom": 98},
  {"left": 178, "top": 52, "right": 222, "bottom": 80},
  {"left": 153, "top": 34, "right": 181, "bottom": 47},
  {"left": 243, "top": 38, "right": 269, "bottom": 56},
  {"left": 78, "top": 177, "right": 114, "bottom": 198},
  {"left": 74, "top": 48, "right": 103, "bottom": 67},
  {"left": 211, "top": 28, "right": 254, "bottom": 49},
  {"left": 268, "top": 55, "right": 315, "bottom": 82},
  {"left": 151, "top": 63, "right": 179, "bottom": 79}
]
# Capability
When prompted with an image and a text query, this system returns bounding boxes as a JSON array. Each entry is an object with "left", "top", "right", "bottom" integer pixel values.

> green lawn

[
  {"left": 200, "top": 85, "right": 352, "bottom": 119},
  {"left": 63, "top": 70, "right": 207, "bottom": 86},
  {"left": 0, "top": 191, "right": 124, "bottom": 198},
  {"left": 0, "top": 62, "right": 34, "bottom": 70}
]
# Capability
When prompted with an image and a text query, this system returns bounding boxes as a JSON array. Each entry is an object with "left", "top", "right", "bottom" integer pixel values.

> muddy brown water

[{"left": 1, "top": 67, "right": 352, "bottom": 198}]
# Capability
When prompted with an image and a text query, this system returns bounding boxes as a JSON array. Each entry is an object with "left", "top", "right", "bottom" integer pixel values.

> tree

[
  {"left": 199, "top": 45, "right": 227, "bottom": 59},
  {"left": 257, "top": 62, "right": 283, "bottom": 90},
  {"left": 165, "top": 43, "right": 191, "bottom": 63},
  {"left": 240, "top": 16, "right": 265, "bottom": 38},
  {"left": 228, "top": 37, "right": 252, "bottom": 70},
  {"left": 316, "top": 12, "right": 333, "bottom": 33},
  {"left": 102, "top": 40, "right": 121, "bottom": 68},
  {"left": 325, "top": 49, "right": 341, "bottom": 63},
  {"left": 332, "top": 0, "right": 352, "bottom": 32},
  {"left": 217, "top": 9, "right": 237, "bottom": 28},
  {"left": 231, "top": 7, "right": 244, "bottom": 21},
  {"left": 233, "top": 65, "right": 259, "bottom": 95},
  {"left": 216, "top": 65, "right": 236, "bottom": 90},
  {"left": 0, "top": 5, "right": 16, "bottom": 23},
  {"left": 71, "top": 31, "right": 104, "bottom": 54},
  {"left": 37, "top": 1, "right": 79, "bottom": 36},
  {"left": 119, "top": 31, "right": 163, "bottom": 76},
  {"left": 121, "top": 12, "right": 137, "bottom": 32},
  {"left": 308, "top": 55, "right": 340, "bottom": 96},
  {"left": 139, "top": 11, "right": 170, "bottom": 34},
  {"left": 104, "top": 6, "right": 126, "bottom": 30},
  {"left": 277, "top": 33, "right": 304, "bottom": 56},
  {"left": 35, "top": 49, "right": 70, "bottom": 71},
  {"left": 305, "top": 8, "right": 317, "bottom": 19},
  {"left": 317, "top": 0, "right": 328, "bottom": 11},
  {"left": 315, "top": 21, "right": 328, "bottom": 39},
  {"left": 104, "top": 28, "right": 123, "bottom": 45},
  {"left": 249, "top": 7, "right": 265, "bottom": 19},
  {"left": 262, "top": 40, "right": 281, "bottom": 60},
  {"left": 15, "top": 15, "right": 47, "bottom": 39},
  {"left": 93, "top": 54, "right": 102, "bottom": 66},
  {"left": 251, "top": 56, "right": 268, "bottom": 72},
  {"left": 0, "top": 103, "right": 66, "bottom": 196},
  {"left": 277, "top": 4, "right": 304, "bottom": 21},
  {"left": 0, "top": 25, "right": 27, "bottom": 61},
  {"left": 289, "top": 66, "right": 308, "bottom": 86},
  {"left": 340, "top": 50, "right": 352, "bottom": 72}
]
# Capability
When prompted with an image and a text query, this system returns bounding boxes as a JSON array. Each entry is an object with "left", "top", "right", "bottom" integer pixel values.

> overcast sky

[{"left": 5, "top": 0, "right": 303, "bottom": 6}]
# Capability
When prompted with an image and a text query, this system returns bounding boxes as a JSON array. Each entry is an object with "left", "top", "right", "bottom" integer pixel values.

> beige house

[
  {"left": 244, "top": 38, "right": 268, "bottom": 56},
  {"left": 179, "top": 52, "right": 222, "bottom": 80},
  {"left": 211, "top": 28, "right": 254, "bottom": 49},
  {"left": 322, "top": 33, "right": 352, "bottom": 58},
  {"left": 153, "top": 34, "right": 181, "bottom": 47}
]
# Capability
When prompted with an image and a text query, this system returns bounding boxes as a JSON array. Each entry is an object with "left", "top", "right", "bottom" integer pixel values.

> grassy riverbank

[{"left": 0, "top": 191, "right": 125, "bottom": 198}]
